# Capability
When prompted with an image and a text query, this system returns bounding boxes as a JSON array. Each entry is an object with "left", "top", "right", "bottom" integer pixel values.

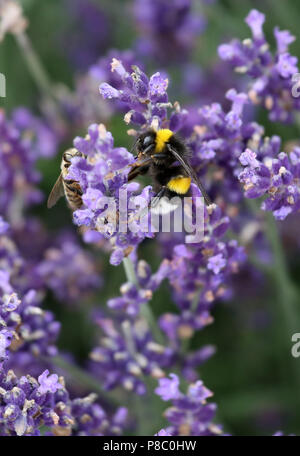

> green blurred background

[{"left": 1, "top": 0, "right": 300, "bottom": 435}]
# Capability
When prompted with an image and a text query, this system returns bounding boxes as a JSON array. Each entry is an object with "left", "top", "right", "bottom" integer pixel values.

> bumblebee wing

[
  {"left": 167, "top": 144, "right": 212, "bottom": 206},
  {"left": 47, "top": 174, "right": 65, "bottom": 209}
]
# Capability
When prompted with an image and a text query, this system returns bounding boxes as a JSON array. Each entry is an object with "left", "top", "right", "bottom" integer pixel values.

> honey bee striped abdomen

[
  {"left": 47, "top": 148, "right": 84, "bottom": 211},
  {"left": 63, "top": 179, "right": 83, "bottom": 211}
]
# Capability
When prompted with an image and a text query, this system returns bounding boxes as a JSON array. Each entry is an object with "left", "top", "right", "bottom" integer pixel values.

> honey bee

[{"left": 47, "top": 148, "right": 83, "bottom": 211}]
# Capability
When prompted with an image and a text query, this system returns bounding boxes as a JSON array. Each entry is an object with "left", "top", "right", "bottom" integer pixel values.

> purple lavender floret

[
  {"left": 0, "top": 368, "right": 71, "bottom": 436},
  {"left": 37, "top": 369, "right": 63, "bottom": 394},
  {"left": 8, "top": 218, "right": 102, "bottom": 306},
  {"left": 166, "top": 88, "right": 257, "bottom": 205},
  {"left": 159, "top": 201, "right": 246, "bottom": 346},
  {"left": 108, "top": 258, "right": 170, "bottom": 317},
  {"left": 90, "top": 50, "right": 143, "bottom": 101},
  {"left": 71, "top": 394, "right": 128, "bottom": 436},
  {"left": 132, "top": 0, "right": 206, "bottom": 63},
  {"left": 0, "top": 110, "right": 42, "bottom": 221},
  {"left": 107, "top": 281, "right": 153, "bottom": 317},
  {"left": 154, "top": 374, "right": 223, "bottom": 436},
  {"left": 90, "top": 314, "right": 174, "bottom": 395},
  {"left": 188, "top": 88, "right": 250, "bottom": 160},
  {"left": 61, "top": 50, "right": 143, "bottom": 130},
  {"left": 0, "top": 223, "right": 60, "bottom": 364},
  {"left": 155, "top": 428, "right": 172, "bottom": 436},
  {"left": 0, "top": 367, "right": 128, "bottom": 436},
  {"left": 238, "top": 145, "right": 300, "bottom": 220},
  {"left": 100, "top": 60, "right": 171, "bottom": 129},
  {"left": 0, "top": 216, "right": 9, "bottom": 235},
  {"left": 12, "top": 108, "right": 58, "bottom": 159},
  {"left": 36, "top": 231, "right": 101, "bottom": 304},
  {"left": 0, "top": 291, "right": 21, "bottom": 366},
  {"left": 155, "top": 373, "right": 181, "bottom": 400},
  {"left": 0, "top": 109, "right": 57, "bottom": 224},
  {"left": 0, "top": 231, "right": 24, "bottom": 293},
  {"left": 88, "top": 49, "right": 143, "bottom": 117},
  {"left": 218, "top": 9, "right": 300, "bottom": 123},
  {"left": 182, "top": 345, "right": 216, "bottom": 382},
  {"left": 0, "top": 286, "right": 60, "bottom": 363}
]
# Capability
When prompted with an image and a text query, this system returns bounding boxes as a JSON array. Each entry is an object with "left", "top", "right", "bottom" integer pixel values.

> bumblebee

[
  {"left": 47, "top": 148, "right": 84, "bottom": 211},
  {"left": 128, "top": 128, "right": 211, "bottom": 213}
]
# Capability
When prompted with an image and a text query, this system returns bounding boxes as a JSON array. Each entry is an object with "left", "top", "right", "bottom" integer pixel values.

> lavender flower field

[{"left": 1, "top": 0, "right": 300, "bottom": 437}]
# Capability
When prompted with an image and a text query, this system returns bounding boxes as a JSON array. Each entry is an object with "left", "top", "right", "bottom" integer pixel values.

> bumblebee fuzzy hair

[{"left": 128, "top": 128, "right": 211, "bottom": 208}]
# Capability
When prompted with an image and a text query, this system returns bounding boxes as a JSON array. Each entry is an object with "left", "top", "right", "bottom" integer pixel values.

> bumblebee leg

[
  {"left": 151, "top": 187, "right": 181, "bottom": 215},
  {"left": 151, "top": 186, "right": 167, "bottom": 209},
  {"left": 128, "top": 186, "right": 167, "bottom": 224},
  {"left": 127, "top": 164, "right": 150, "bottom": 181}
]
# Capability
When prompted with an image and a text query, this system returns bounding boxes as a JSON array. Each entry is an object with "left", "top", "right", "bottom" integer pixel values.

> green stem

[
  {"left": 246, "top": 200, "right": 300, "bottom": 388},
  {"left": 246, "top": 200, "right": 299, "bottom": 334},
  {"left": 122, "top": 257, "right": 167, "bottom": 435},
  {"left": 14, "top": 31, "right": 66, "bottom": 124},
  {"left": 123, "top": 257, "right": 138, "bottom": 286},
  {"left": 15, "top": 32, "right": 55, "bottom": 100},
  {"left": 263, "top": 212, "right": 299, "bottom": 335},
  {"left": 122, "top": 257, "right": 165, "bottom": 344}
]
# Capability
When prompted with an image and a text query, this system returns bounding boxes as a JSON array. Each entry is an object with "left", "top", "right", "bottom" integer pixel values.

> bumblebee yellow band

[
  {"left": 167, "top": 176, "right": 191, "bottom": 194},
  {"left": 155, "top": 129, "right": 173, "bottom": 153}
]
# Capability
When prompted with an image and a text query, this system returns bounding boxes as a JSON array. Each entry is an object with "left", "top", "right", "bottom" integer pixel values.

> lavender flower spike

[
  {"left": 155, "top": 374, "right": 222, "bottom": 436},
  {"left": 219, "top": 9, "right": 300, "bottom": 123}
]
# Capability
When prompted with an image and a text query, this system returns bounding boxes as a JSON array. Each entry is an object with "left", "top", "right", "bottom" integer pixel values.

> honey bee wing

[
  {"left": 47, "top": 174, "right": 65, "bottom": 209},
  {"left": 167, "top": 144, "right": 212, "bottom": 206}
]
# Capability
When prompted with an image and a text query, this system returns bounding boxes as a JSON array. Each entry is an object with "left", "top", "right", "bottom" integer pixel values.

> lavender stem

[
  {"left": 123, "top": 257, "right": 164, "bottom": 344},
  {"left": 15, "top": 32, "right": 54, "bottom": 100},
  {"left": 49, "top": 355, "right": 120, "bottom": 406}
]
